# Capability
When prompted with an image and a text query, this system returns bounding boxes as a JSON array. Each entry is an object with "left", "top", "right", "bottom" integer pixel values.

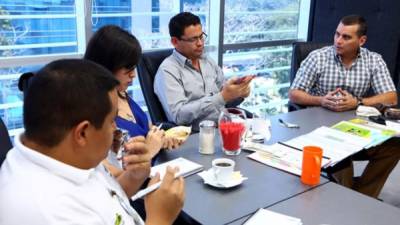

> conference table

[
  {"left": 231, "top": 182, "right": 400, "bottom": 225},
  {"left": 155, "top": 107, "right": 400, "bottom": 224}
]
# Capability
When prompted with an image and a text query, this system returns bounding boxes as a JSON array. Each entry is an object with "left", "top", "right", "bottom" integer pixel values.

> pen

[
  {"left": 278, "top": 141, "right": 331, "bottom": 160},
  {"left": 131, "top": 180, "right": 162, "bottom": 201},
  {"left": 130, "top": 171, "right": 181, "bottom": 201},
  {"left": 278, "top": 118, "right": 300, "bottom": 128}
]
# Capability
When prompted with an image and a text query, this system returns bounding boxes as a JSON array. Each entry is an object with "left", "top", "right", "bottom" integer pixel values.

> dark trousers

[{"left": 330, "top": 138, "right": 400, "bottom": 198}]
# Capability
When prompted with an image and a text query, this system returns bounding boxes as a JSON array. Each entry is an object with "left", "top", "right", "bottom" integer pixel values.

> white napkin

[{"left": 356, "top": 105, "right": 381, "bottom": 117}]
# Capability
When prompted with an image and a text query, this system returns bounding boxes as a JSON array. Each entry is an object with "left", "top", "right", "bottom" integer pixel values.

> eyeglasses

[{"left": 179, "top": 32, "right": 207, "bottom": 43}]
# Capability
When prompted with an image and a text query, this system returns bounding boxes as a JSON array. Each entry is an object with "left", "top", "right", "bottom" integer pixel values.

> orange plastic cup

[{"left": 301, "top": 146, "right": 323, "bottom": 185}]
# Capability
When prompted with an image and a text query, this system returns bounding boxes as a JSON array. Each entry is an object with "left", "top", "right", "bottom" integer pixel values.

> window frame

[{"left": 0, "top": 0, "right": 311, "bottom": 136}]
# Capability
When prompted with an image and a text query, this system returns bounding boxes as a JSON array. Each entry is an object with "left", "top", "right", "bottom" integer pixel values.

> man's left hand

[
  {"left": 332, "top": 90, "right": 358, "bottom": 112},
  {"left": 122, "top": 136, "right": 152, "bottom": 180}
]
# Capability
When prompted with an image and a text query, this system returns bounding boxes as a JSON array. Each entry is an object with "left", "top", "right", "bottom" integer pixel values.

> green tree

[{"left": 0, "top": 6, "right": 13, "bottom": 57}]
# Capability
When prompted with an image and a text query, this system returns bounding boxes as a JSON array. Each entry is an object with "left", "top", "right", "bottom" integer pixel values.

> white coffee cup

[{"left": 212, "top": 158, "right": 235, "bottom": 183}]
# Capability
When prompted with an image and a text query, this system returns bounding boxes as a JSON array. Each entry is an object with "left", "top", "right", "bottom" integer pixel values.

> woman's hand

[
  {"left": 162, "top": 136, "right": 183, "bottom": 150},
  {"left": 145, "top": 126, "right": 165, "bottom": 157}
]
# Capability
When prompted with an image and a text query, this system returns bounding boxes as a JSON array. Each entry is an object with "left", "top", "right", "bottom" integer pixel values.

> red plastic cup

[{"left": 219, "top": 121, "right": 245, "bottom": 155}]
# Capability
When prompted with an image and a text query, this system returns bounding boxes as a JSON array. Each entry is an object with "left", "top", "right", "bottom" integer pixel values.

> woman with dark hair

[{"left": 85, "top": 25, "right": 182, "bottom": 171}]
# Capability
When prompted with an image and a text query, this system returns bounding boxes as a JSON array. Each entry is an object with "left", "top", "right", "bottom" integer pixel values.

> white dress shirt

[{"left": 0, "top": 133, "right": 144, "bottom": 225}]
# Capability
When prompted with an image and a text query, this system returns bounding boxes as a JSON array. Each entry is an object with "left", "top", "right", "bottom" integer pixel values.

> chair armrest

[{"left": 288, "top": 101, "right": 307, "bottom": 112}]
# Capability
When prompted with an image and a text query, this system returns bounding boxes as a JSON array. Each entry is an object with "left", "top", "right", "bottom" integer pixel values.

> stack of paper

[
  {"left": 283, "top": 126, "right": 367, "bottom": 164},
  {"left": 244, "top": 142, "right": 330, "bottom": 176},
  {"left": 336, "top": 119, "right": 396, "bottom": 148},
  {"left": 244, "top": 208, "right": 302, "bottom": 225},
  {"left": 150, "top": 157, "right": 204, "bottom": 179},
  {"left": 281, "top": 119, "right": 396, "bottom": 166}
]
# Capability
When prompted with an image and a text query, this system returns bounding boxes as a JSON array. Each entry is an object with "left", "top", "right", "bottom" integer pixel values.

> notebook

[
  {"left": 150, "top": 157, "right": 204, "bottom": 179},
  {"left": 244, "top": 208, "right": 302, "bottom": 225}
]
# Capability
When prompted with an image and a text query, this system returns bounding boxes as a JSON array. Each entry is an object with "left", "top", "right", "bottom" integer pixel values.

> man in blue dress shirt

[{"left": 154, "top": 12, "right": 253, "bottom": 131}]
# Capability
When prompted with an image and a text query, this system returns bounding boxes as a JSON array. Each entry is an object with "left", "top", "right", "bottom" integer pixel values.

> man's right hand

[
  {"left": 221, "top": 76, "right": 253, "bottom": 102},
  {"left": 145, "top": 166, "right": 185, "bottom": 225}
]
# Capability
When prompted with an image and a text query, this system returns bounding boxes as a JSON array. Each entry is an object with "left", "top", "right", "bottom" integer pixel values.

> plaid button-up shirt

[{"left": 290, "top": 46, "right": 395, "bottom": 97}]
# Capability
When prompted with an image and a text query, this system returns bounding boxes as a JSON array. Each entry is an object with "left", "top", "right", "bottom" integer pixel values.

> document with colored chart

[
  {"left": 282, "top": 119, "right": 396, "bottom": 166},
  {"left": 244, "top": 142, "right": 330, "bottom": 176},
  {"left": 283, "top": 126, "right": 366, "bottom": 165},
  {"left": 333, "top": 119, "right": 396, "bottom": 149}
]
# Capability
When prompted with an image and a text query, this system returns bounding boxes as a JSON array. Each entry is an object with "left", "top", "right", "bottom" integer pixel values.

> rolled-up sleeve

[
  {"left": 290, "top": 52, "right": 319, "bottom": 93},
  {"left": 370, "top": 54, "right": 396, "bottom": 94}
]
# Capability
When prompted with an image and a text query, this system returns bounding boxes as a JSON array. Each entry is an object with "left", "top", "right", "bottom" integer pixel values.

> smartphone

[
  {"left": 234, "top": 75, "right": 256, "bottom": 84},
  {"left": 369, "top": 115, "right": 386, "bottom": 125}
]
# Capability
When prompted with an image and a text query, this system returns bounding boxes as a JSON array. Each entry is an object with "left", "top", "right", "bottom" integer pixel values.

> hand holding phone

[{"left": 233, "top": 75, "right": 255, "bottom": 84}]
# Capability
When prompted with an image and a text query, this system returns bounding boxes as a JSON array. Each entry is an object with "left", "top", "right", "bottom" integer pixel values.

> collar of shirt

[
  {"left": 14, "top": 132, "right": 96, "bottom": 185},
  {"left": 172, "top": 49, "right": 206, "bottom": 69},
  {"left": 333, "top": 46, "right": 363, "bottom": 65}
]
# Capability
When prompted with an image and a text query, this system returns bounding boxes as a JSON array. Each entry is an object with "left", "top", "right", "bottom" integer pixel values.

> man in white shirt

[{"left": 0, "top": 59, "right": 185, "bottom": 225}]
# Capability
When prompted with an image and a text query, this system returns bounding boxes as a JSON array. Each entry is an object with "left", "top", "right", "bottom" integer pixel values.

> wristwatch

[{"left": 356, "top": 96, "right": 363, "bottom": 106}]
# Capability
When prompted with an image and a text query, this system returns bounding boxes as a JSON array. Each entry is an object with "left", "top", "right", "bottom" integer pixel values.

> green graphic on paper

[{"left": 333, "top": 122, "right": 371, "bottom": 138}]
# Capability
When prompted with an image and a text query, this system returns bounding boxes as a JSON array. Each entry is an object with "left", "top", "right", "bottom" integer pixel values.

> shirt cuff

[{"left": 213, "top": 92, "right": 226, "bottom": 108}]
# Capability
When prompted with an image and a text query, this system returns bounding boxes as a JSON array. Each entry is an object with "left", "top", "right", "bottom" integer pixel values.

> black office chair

[
  {"left": 137, "top": 48, "right": 176, "bottom": 130},
  {"left": 0, "top": 117, "right": 12, "bottom": 166},
  {"left": 288, "top": 42, "right": 330, "bottom": 111}
]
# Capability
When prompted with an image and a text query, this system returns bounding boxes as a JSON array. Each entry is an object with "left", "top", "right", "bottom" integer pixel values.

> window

[
  {"left": 224, "top": 0, "right": 300, "bottom": 44},
  {"left": 221, "top": 0, "right": 310, "bottom": 116},
  {"left": 0, "top": 1, "right": 81, "bottom": 136},
  {"left": 223, "top": 45, "right": 292, "bottom": 116},
  {"left": 90, "top": 0, "right": 211, "bottom": 113},
  {"left": 0, "top": 0, "right": 310, "bottom": 136}
]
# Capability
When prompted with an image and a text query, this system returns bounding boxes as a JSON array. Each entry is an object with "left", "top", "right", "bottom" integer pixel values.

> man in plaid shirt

[
  {"left": 289, "top": 16, "right": 397, "bottom": 111},
  {"left": 289, "top": 15, "right": 400, "bottom": 198}
]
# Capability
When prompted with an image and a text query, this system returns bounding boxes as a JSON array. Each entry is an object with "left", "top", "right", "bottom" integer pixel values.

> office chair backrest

[
  {"left": 288, "top": 42, "right": 330, "bottom": 111},
  {"left": 290, "top": 42, "right": 331, "bottom": 84},
  {"left": 0, "top": 117, "right": 12, "bottom": 166},
  {"left": 137, "top": 48, "right": 174, "bottom": 127}
]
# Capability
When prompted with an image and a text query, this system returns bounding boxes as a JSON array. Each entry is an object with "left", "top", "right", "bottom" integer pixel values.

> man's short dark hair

[
  {"left": 23, "top": 59, "right": 119, "bottom": 147},
  {"left": 84, "top": 25, "right": 142, "bottom": 72},
  {"left": 340, "top": 15, "right": 367, "bottom": 37},
  {"left": 169, "top": 12, "right": 201, "bottom": 38}
]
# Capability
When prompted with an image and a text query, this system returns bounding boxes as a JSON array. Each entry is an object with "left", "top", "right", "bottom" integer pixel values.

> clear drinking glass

[
  {"left": 110, "top": 128, "right": 130, "bottom": 169},
  {"left": 218, "top": 108, "right": 246, "bottom": 155}
]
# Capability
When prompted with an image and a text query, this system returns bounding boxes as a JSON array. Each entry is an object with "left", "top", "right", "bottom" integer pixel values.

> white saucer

[{"left": 198, "top": 169, "right": 247, "bottom": 188}]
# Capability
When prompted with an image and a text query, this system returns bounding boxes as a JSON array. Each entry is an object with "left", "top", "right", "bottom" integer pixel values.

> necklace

[
  {"left": 123, "top": 112, "right": 136, "bottom": 123},
  {"left": 117, "top": 93, "right": 136, "bottom": 123}
]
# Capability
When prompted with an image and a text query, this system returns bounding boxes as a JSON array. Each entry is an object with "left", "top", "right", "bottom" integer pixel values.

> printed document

[
  {"left": 244, "top": 208, "right": 302, "bottom": 225},
  {"left": 244, "top": 142, "right": 330, "bottom": 176}
]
